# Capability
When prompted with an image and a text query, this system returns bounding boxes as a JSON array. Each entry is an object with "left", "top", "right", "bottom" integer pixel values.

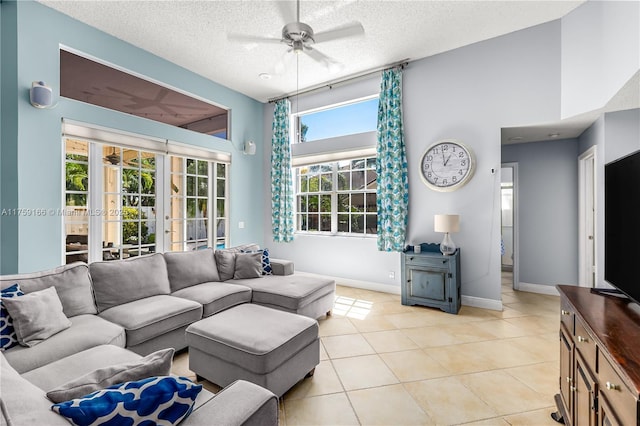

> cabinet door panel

[
  {"left": 409, "top": 269, "right": 447, "bottom": 301},
  {"left": 559, "top": 324, "right": 573, "bottom": 424},
  {"left": 575, "top": 351, "right": 597, "bottom": 426}
]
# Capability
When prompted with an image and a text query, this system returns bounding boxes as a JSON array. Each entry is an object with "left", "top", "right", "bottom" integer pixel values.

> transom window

[{"left": 296, "top": 157, "right": 377, "bottom": 235}]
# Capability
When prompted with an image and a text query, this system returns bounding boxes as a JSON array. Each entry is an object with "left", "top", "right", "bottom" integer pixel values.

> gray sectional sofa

[{"left": 0, "top": 244, "right": 336, "bottom": 425}]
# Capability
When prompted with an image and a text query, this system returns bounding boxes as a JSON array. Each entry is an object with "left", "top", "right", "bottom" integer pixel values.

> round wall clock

[{"left": 420, "top": 139, "right": 476, "bottom": 192}]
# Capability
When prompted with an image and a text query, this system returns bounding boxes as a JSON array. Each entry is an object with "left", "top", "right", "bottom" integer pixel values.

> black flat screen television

[{"left": 604, "top": 149, "right": 640, "bottom": 305}]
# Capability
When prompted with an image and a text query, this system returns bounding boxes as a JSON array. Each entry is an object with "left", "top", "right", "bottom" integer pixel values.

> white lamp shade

[{"left": 434, "top": 214, "right": 460, "bottom": 233}]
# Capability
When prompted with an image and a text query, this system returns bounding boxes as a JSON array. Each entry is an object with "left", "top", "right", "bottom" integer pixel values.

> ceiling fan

[
  {"left": 104, "top": 147, "right": 121, "bottom": 165},
  {"left": 229, "top": 0, "right": 364, "bottom": 72}
]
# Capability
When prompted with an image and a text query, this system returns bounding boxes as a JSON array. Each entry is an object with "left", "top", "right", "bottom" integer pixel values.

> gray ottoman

[{"left": 185, "top": 304, "right": 319, "bottom": 397}]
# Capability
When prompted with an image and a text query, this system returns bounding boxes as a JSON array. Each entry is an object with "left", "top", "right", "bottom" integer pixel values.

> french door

[{"left": 64, "top": 138, "right": 228, "bottom": 264}]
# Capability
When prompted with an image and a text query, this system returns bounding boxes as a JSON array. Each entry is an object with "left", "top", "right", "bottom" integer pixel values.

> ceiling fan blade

[
  {"left": 313, "top": 22, "right": 364, "bottom": 44},
  {"left": 273, "top": 49, "right": 294, "bottom": 75},
  {"left": 304, "top": 46, "right": 344, "bottom": 73}
]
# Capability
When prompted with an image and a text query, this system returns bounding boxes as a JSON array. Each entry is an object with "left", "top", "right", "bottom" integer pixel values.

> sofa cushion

[
  {"left": 1, "top": 283, "right": 24, "bottom": 351},
  {"left": 46, "top": 348, "right": 174, "bottom": 403},
  {"left": 172, "top": 282, "right": 252, "bottom": 317},
  {"left": 98, "top": 295, "right": 202, "bottom": 347},
  {"left": 233, "top": 252, "right": 263, "bottom": 279},
  {"left": 3, "top": 315, "right": 126, "bottom": 374},
  {"left": 51, "top": 376, "right": 202, "bottom": 426},
  {"left": 0, "top": 352, "right": 70, "bottom": 426},
  {"left": 214, "top": 244, "right": 260, "bottom": 281},
  {"left": 3, "top": 286, "right": 72, "bottom": 347},
  {"left": 164, "top": 248, "right": 221, "bottom": 292},
  {"left": 228, "top": 274, "right": 336, "bottom": 311},
  {"left": 90, "top": 253, "right": 171, "bottom": 313},
  {"left": 241, "top": 248, "right": 273, "bottom": 275},
  {"left": 0, "top": 262, "right": 96, "bottom": 317},
  {"left": 22, "top": 345, "right": 142, "bottom": 392}
]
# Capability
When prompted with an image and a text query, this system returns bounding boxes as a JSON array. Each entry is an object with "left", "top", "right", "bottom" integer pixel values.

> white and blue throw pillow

[
  {"left": 51, "top": 376, "right": 202, "bottom": 426},
  {"left": 242, "top": 248, "right": 272, "bottom": 275},
  {"left": 1, "top": 283, "right": 24, "bottom": 351}
]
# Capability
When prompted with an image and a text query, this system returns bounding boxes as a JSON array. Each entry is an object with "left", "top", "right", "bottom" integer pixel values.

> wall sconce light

[
  {"left": 243, "top": 140, "right": 256, "bottom": 155},
  {"left": 30, "top": 81, "right": 53, "bottom": 108},
  {"left": 434, "top": 214, "right": 460, "bottom": 255}
]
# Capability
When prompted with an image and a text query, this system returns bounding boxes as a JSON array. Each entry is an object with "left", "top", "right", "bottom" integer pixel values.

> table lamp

[{"left": 434, "top": 214, "right": 460, "bottom": 255}]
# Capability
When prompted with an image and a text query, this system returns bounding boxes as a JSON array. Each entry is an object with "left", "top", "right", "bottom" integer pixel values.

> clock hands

[{"left": 444, "top": 154, "right": 452, "bottom": 166}]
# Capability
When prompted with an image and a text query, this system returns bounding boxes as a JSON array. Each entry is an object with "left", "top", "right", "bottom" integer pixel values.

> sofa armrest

[
  {"left": 269, "top": 258, "right": 294, "bottom": 276},
  {"left": 186, "top": 380, "right": 278, "bottom": 426}
]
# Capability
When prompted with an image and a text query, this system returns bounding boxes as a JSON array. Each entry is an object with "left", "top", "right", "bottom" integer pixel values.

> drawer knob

[
  {"left": 561, "top": 310, "right": 571, "bottom": 316},
  {"left": 606, "top": 382, "right": 620, "bottom": 391},
  {"left": 570, "top": 386, "right": 576, "bottom": 392},
  {"left": 577, "top": 336, "right": 588, "bottom": 343},
  {"left": 566, "top": 377, "right": 572, "bottom": 383}
]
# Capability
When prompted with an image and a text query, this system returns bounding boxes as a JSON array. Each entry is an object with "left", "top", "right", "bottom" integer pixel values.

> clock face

[{"left": 420, "top": 140, "right": 475, "bottom": 192}]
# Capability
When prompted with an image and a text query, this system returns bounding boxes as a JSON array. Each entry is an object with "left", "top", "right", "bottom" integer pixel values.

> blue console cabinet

[{"left": 401, "top": 243, "right": 461, "bottom": 314}]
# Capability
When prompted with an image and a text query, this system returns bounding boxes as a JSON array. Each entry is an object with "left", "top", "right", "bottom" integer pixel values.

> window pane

[
  {"left": 366, "top": 193, "right": 377, "bottom": 212},
  {"left": 217, "top": 179, "right": 226, "bottom": 197},
  {"left": 352, "top": 159, "right": 365, "bottom": 170},
  {"left": 320, "top": 214, "right": 331, "bottom": 231},
  {"left": 187, "top": 199, "right": 196, "bottom": 218},
  {"left": 216, "top": 163, "right": 226, "bottom": 176},
  {"left": 196, "top": 199, "right": 207, "bottom": 216},
  {"left": 320, "top": 173, "right": 332, "bottom": 191},
  {"left": 66, "top": 193, "right": 87, "bottom": 207},
  {"left": 298, "top": 195, "right": 308, "bottom": 213},
  {"left": 338, "top": 214, "right": 349, "bottom": 232},
  {"left": 66, "top": 139, "right": 88, "bottom": 161},
  {"left": 187, "top": 159, "right": 196, "bottom": 174},
  {"left": 320, "top": 195, "right": 331, "bottom": 213},
  {"left": 217, "top": 199, "right": 225, "bottom": 216},
  {"left": 352, "top": 170, "right": 365, "bottom": 190},
  {"left": 187, "top": 176, "right": 196, "bottom": 196},
  {"left": 337, "top": 194, "right": 349, "bottom": 212},
  {"left": 197, "top": 160, "right": 208, "bottom": 176},
  {"left": 300, "top": 175, "right": 308, "bottom": 192},
  {"left": 337, "top": 172, "right": 349, "bottom": 190},
  {"left": 66, "top": 163, "right": 88, "bottom": 191},
  {"left": 308, "top": 175, "right": 319, "bottom": 192},
  {"left": 198, "top": 177, "right": 208, "bottom": 197},
  {"left": 298, "top": 98, "right": 378, "bottom": 142},
  {"left": 366, "top": 170, "right": 377, "bottom": 189},
  {"left": 298, "top": 214, "right": 307, "bottom": 231},
  {"left": 367, "top": 157, "right": 376, "bottom": 169},
  {"left": 351, "top": 214, "right": 364, "bottom": 234},
  {"left": 216, "top": 219, "right": 226, "bottom": 238},
  {"left": 140, "top": 171, "right": 155, "bottom": 195},
  {"left": 308, "top": 195, "right": 318, "bottom": 213},
  {"left": 366, "top": 215, "right": 377, "bottom": 234},
  {"left": 351, "top": 193, "right": 364, "bottom": 212},
  {"left": 308, "top": 215, "right": 319, "bottom": 231}
]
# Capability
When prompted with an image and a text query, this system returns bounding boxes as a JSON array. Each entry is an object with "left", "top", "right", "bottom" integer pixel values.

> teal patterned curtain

[
  {"left": 376, "top": 68, "right": 409, "bottom": 252},
  {"left": 271, "top": 99, "right": 295, "bottom": 242}
]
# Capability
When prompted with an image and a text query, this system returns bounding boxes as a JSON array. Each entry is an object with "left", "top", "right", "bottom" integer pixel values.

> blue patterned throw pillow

[
  {"left": 51, "top": 376, "right": 202, "bottom": 426},
  {"left": 241, "top": 248, "right": 272, "bottom": 275},
  {"left": 1, "top": 283, "right": 24, "bottom": 351}
]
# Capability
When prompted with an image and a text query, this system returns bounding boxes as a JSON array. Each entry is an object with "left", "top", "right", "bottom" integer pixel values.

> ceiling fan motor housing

[{"left": 282, "top": 22, "right": 314, "bottom": 45}]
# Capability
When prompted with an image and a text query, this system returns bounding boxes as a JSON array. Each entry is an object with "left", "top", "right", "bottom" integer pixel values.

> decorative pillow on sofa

[
  {"left": 51, "top": 376, "right": 202, "bottom": 426},
  {"left": 2, "top": 286, "right": 71, "bottom": 347},
  {"left": 241, "top": 248, "right": 273, "bottom": 275},
  {"left": 233, "top": 252, "right": 263, "bottom": 279},
  {"left": 47, "top": 348, "right": 175, "bottom": 403},
  {"left": 0, "top": 283, "right": 24, "bottom": 351},
  {"left": 214, "top": 251, "right": 236, "bottom": 281}
]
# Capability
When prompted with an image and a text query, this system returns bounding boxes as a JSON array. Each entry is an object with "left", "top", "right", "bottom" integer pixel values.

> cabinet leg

[
  {"left": 326, "top": 310, "right": 332, "bottom": 317},
  {"left": 305, "top": 368, "right": 315, "bottom": 378},
  {"left": 550, "top": 411, "right": 565, "bottom": 424}
]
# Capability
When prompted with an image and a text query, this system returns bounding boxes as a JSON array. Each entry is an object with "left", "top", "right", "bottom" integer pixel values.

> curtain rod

[{"left": 268, "top": 59, "right": 409, "bottom": 103}]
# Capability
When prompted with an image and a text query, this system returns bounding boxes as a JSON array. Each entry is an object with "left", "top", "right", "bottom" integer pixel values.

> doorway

[
  {"left": 501, "top": 163, "right": 519, "bottom": 289},
  {"left": 578, "top": 146, "right": 597, "bottom": 287}
]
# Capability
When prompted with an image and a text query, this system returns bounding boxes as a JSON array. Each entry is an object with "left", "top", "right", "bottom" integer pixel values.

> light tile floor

[{"left": 173, "top": 273, "right": 562, "bottom": 425}]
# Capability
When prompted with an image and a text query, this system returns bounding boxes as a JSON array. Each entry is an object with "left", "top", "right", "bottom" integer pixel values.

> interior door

[{"left": 579, "top": 147, "right": 596, "bottom": 287}]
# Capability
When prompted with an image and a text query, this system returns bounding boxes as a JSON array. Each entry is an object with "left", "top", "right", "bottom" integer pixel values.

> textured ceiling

[{"left": 39, "top": 0, "right": 584, "bottom": 103}]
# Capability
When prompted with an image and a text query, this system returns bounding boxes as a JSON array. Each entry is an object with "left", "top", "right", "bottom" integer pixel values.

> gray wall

[
  {"left": 266, "top": 20, "right": 562, "bottom": 305},
  {"left": 501, "top": 139, "right": 579, "bottom": 286}
]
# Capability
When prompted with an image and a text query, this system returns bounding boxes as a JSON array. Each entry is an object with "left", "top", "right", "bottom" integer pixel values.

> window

[
  {"left": 296, "top": 157, "right": 377, "bottom": 235},
  {"left": 297, "top": 97, "right": 378, "bottom": 143},
  {"left": 63, "top": 134, "right": 229, "bottom": 263}
]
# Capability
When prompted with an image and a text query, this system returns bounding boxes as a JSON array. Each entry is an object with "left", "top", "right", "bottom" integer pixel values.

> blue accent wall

[{"left": 0, "top": 1, "right": 265, "bottom": 273}]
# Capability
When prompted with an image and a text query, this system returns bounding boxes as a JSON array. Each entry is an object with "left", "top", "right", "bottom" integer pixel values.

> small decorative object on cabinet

[
  {"left": 552, "top": 285, "right": 640, "bottom": 426},
  {"left": 401, "top": 243, "right": 461, "bottom": 314}
]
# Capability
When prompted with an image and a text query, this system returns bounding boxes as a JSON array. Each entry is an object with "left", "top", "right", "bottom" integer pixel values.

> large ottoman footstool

[{"left": 185, "top": 303, "right": 319, "bottom": 397}]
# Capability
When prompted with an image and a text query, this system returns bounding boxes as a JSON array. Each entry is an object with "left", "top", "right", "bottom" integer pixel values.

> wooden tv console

[{"left": 553, "top": 285, "right": 640, "bottom": 425}]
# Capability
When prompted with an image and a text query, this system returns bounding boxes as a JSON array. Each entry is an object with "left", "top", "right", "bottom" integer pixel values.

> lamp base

[{"left": 440, "top": 232, "right": 456, "bottom": 256}]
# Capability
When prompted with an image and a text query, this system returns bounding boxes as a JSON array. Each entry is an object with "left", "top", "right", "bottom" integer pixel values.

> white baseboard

[
  {"left": 461, "top": 295, "right": 503, "bottom": 311},
  {"left": 518, "top": 282, "right": 560, "bottom": 296},
  {"left": 296, "top": 271, "right": 401, "bottom": 295}
]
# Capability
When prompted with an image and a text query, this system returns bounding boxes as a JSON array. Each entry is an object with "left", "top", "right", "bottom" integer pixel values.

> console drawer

[
  {"left": 404, "top": 254, "right": 450, "bottom": 270},
  {"left": 598, "top": 353, "right": 637, "bottom": 426},
  {"left": 560, "top": 298, "right": 574, "bottom": 334},
  {"left": 574, "top": 317, "right": 596, "bottom": 370}
]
